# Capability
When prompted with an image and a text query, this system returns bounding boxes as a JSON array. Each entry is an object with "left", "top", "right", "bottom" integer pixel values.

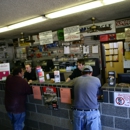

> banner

[{"left": 80, "top": 20, "right": 116, "bottom": 36}]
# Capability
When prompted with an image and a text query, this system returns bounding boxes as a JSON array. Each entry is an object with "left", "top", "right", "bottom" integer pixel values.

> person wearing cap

[
  {"left": 72, "top": 65, "right": 101, "bottom": 130},
  {"left": 66, "top": 59, "right": 85, "bottom": 82}
]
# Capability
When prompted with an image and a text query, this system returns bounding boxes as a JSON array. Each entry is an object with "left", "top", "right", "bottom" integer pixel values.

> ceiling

[{"left": 0, "top": 0, "right": 130, "bottom": 40}]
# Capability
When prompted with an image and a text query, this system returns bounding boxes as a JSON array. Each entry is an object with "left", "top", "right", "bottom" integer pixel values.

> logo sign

[
  {"left": 80, "top": 20, "right": 116, "bottom": 36},
  {"left": 116, "top": 18, "right": 130, "bottom": 28},
  {"left": 64, "top": 25, "right": 80, "bottom": 41},
  {"left": 114, "top": 92, "right": 130, "bottom": 107},
  {"left": 39, "top": 30, "right": 53, "bottom": 45}
]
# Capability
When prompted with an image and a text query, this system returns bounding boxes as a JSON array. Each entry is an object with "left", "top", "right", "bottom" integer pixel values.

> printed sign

[
  {"left": 32, "top": 86, "right": 42, "bottom": 100},
  {"left": 80, "top": 20, "right": 116, "bottom": 36},
  {"left": 116, "top": 18, "right": 130, "bottom": 28},
  {"left": 60, "top": 88, "right": 71, "bottom": 104},
  {"left": 39, "top": 30, "right": 53, "bottom": 45},
  {"left": 64, "top": 25, "right": 80, "bottom": 41},
  {"left": 114, "top": 92, "right": 130, "bottom": 107},
  {"left": 0, "top": 63, "right": 10, "bottom": 81},
  {"left": 43, "top": 86, "right": 57, "bottom": 104}
]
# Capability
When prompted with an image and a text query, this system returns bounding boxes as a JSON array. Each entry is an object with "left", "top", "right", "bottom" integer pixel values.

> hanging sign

[
  {"left": 80, "top": 20, "right": 116, "bottom": 36},
  {"left": 114, "top": 92, "right": 130, "bottom": 107},
  {"left": 64, "top": 25, "right": 80, "bottom": 41},
  {"left": 116, "top": 18, "right": 130, "bottom": 28},
  {"left": 39, "top": 30, "right": 53, "bottom": 45}
]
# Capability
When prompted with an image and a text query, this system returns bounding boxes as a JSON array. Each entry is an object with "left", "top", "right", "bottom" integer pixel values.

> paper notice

[
  {"left": 92, "top": 45, "right": 98, "bottom": 53},
  {"left": 83, "top": 46, "right": 89, "bottom": 54},
  {"left": 123, "top": 60, "right": 130, "bottom": 68},
  {"left": 109, "top": 55, "right": 112, "bottom": 61},
  {"left": 32, "top": 86, "right": 42, "bottom": 100},
  {"left": 60, "top": 88, "right": 71, "bottom": 104},
  {"left": 113, "top": 42, "right": 118, "bottom": 48},
  {"left": 109, "top": 49, "right": 113, "bottom": 54},
  {"left": 64, "top": 46, "right": 70, "bottom": 54},
  {"left": 109, "top": 43, "right": 113, "bottom": 48},
  {"left": 113, "top": 55, "right": 118, "bottom": 61},
  {"left": 114, "top": 49, "right": 118, "bottom": 54}
]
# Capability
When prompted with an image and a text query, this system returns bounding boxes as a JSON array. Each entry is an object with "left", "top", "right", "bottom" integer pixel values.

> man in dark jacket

[
  {"left": 4, "top": 67, "right": 31, "bottom": 130},
  {"left": 24, "top": 64, "right": 37, "bottom": 82},
  {"left": 66, "top": 59, "right": 85, "bottom": 82}
]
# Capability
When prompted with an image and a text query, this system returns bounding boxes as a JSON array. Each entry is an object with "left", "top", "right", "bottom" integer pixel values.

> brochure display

[{"left": 36, "top": 66, "right": 45, "bottom": 82}]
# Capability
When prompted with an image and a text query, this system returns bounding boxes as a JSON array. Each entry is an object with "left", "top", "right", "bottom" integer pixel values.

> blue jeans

[
  {"left": 73, "top": 110, "right": 101, "bottom": 130},
  {"left": 8, "top": 112, "right": 26, "bottom": 130}
]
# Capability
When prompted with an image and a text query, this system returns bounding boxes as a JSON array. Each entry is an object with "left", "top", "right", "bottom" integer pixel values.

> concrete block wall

[
  {"left": 101, "top": 89, "right": 130, "bottom": 130},
  {"left": 0, "top": 87, "right": 73, "bottom": 130}
]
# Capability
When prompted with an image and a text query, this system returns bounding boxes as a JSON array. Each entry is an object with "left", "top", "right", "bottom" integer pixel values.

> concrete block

[
  {"left": 0, "top": 111, "right": 5, "bottom": 119},
  {"left": 103, "top": 91, "right": 109, "bottom": 103},
  {"left": 39, "top": 122, "right": 53, "bottom": 130},
  {"left": 109, "top": 91, "right": 114, "bottom": 103},
  {"left": 101, "top": 115, "right": 114, "bottom": 127},
  {"left": 102, "top": 104, "right": 127, "bottom": 117},
  {"left": 0, "top": 104, "right": 6, "bottom": 113},
  {"left": 52, "top": 109, "right": 69, "bottom": 119},
  {"left": 102, "top": 126, "right": 123, "bottom": 130},
  {"left": 115, "top": 117, "right": 130, "bottom": 130},
  {"left": 28, "top": 95, "right": 42, "bottom": 105},
  {"left": 0, "top": 91, "right": 5, "bottom": 97},
  {"left": 54, "top": 126, "right": 69, "bottom": 130},
  {"left": 36, "top": 105, "right": 52, "bottom": 115},
  {"left": 25, "top": 119, "right": 39, "bottom": 129},
  {"left": 51, "top": 116, "right": 61, "bottom": 127},
  {"left": 26, "top": 103, "right": 36, "bottom": 112},
  {"left": 60, "top": 118, "right": 72, "bottom": 129}
]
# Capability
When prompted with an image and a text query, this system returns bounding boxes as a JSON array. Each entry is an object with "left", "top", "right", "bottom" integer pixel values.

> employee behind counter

[
  {"left": 24, "top": 64, "right": 37, "bottom": 83},
  {"left": 66, "top": 59, "right": 85, "bottom": 82}
]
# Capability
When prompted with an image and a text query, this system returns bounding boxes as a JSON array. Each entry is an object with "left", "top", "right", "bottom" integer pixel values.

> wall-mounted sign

[
  {"left": 114, "top": 92, "right": 130, "bottom": 107},
  {"left": 80, "top": 20, "right": 116, "bottom": 36},
  {"left": 125, "top": 28, "right": 130, "bottom": 42},
  {"left": 116, "top": 18, "right": 130, "bottom": 28},
  {"left": 39, "top": 30, "right": 53, "bottom": 45},
  {"left": 0, "top": 63, "right": 10, "bottom": 81},
  {"left": 64, "top": 25, "right": 80, "bottom": 41},
  {"left": 32, "top": 86, "right": 42, "bottom": 100}
]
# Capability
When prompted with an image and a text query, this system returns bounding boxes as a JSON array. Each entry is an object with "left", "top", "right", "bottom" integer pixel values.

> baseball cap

[{"left": 82, "top": 65, "right": 93, "bottom": 72}]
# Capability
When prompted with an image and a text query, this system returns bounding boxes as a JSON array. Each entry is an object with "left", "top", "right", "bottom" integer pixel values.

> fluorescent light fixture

[
  {"left": 0, "top": 27, "right": 12, "bottom": 33},
  {"left": 46, "top": 1, "right": 103, "bottom": 18},
  {"left": 8, "top": 16, "right": 47, "bottom": 29},
  {"left": 102, "top": 0, "right": 125, "bottom": 5}
]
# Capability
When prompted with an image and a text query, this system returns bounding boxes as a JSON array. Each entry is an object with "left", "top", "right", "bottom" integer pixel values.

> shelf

[{"left": 105, "top": 54, "right": 118, "bottom": 56}]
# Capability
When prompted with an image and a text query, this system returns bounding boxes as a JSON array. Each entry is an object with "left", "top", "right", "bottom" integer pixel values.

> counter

[{"left": 0, "top": 81, "right": 129, "bottom": 130}]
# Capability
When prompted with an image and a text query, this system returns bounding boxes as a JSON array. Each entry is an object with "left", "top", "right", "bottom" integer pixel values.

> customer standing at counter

[
  {"left": 72, "top": 65, "right": 101, "bottom": 130},
  {"left": 24, "top": 64, "right": 37, "bottom": 82},
  {"left": 66, "top": 59, "right": 85, "bottom": 82},
  {"left": 4, "top": 67, "right": 32, "bottom": 130}
]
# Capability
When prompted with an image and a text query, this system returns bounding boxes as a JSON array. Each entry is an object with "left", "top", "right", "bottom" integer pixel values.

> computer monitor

[
  {"left": 49, "top": 73, "right": 65, "bottom": 81},
  {"left": 117, "top": 73, "right": 130, "bottom": 83}
]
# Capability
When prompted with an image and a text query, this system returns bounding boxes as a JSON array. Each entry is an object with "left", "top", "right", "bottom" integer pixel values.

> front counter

[{"left": 0, "top": 81, "right": 129, "bottom": 130}]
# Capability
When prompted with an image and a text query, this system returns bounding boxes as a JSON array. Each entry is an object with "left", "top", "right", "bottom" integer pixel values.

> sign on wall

[
  {"left": 64, "top": 25, "right": 80, "bottom": 41},
  {"left": 116, "top": 18, "right": 130, "bottom": 28},
  {"left": 39, "top": 30, "right": 53, "bottom": 45},
  {"left": 0, "top": 63, "right": 10, "bottom": 81},
  {"left": 114, "top": 92, "right": 130, "bottom": 107},
  {"left": 80, "top": 20, "right": 116, "bottom": 36}
]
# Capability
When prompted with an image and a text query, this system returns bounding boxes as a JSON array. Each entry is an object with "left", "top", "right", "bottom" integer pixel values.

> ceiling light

[
  {"left": 102, "top": 0, "right": 125, "bottom": 5},
  {"left": 8, "top": 16, "right": 47, "bottom": 29},
  {"left": 45, "top": 1, "right": 103, "bottom": 19},
  {"left": 0, "top": 27, "right": 12, "bottom": 33}
]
